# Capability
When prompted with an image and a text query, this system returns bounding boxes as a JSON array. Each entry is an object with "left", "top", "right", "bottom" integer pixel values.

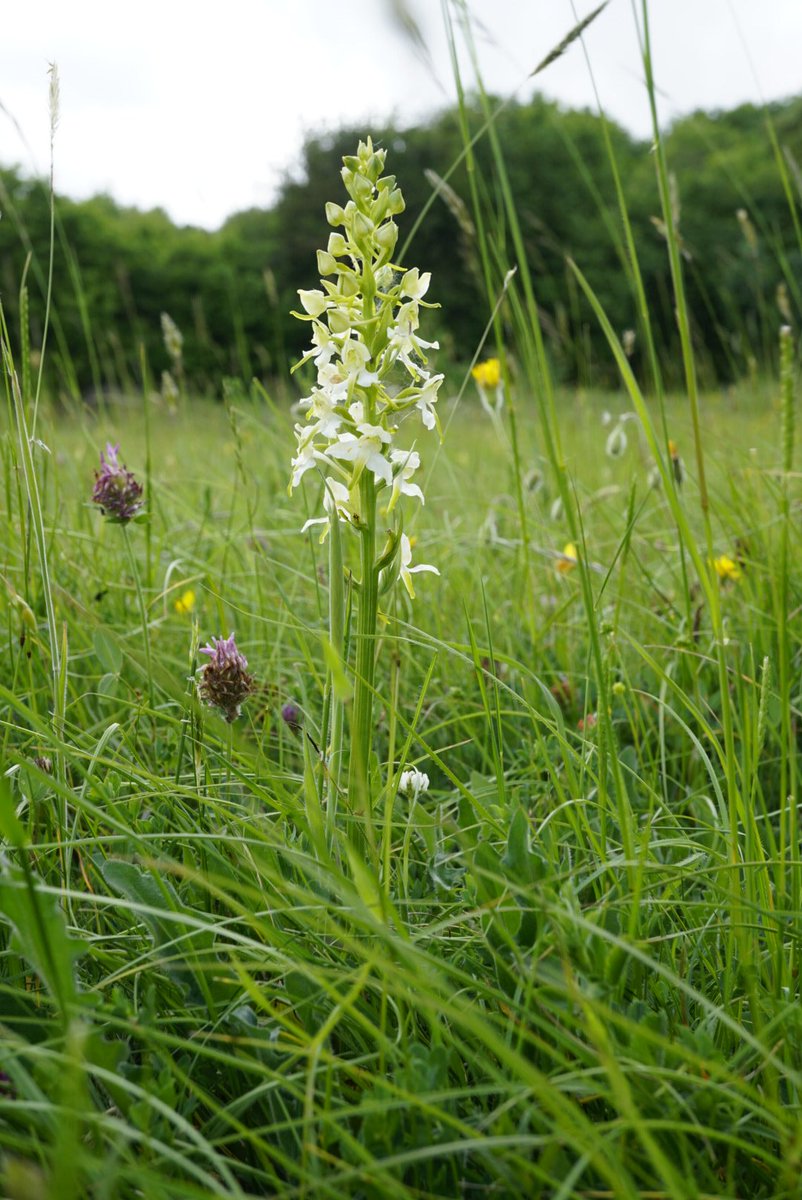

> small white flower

[
  {"left": 290, "top": 426, "right": 322, "bottom": 488},
  {"left": 340, "top": 335, "right": 380, "bottom": 388},
  {"left": 317, "top": 249, "right": 338, "bottom": 276},
  {"left": 329, "top": 428, "right": 393, "bottom": 486},
  {"left": 328, "top": 305, "right": 353, "bottom": 334},
  {"left": 347, "top": 399, "right": 366, "bottom": 424},
  {"left": 399, "top": 533, "right": 439, "bottom": 599},
  {"left": 301, "top": 477, "right": 352, "bottom": 540},
  {"left": 301, "top": 389, "right": 344, "bottom": 439},
  {"left": 325, "top": 201, "right": 346, "bottom": 226},
  {"left": 311, "top": 322, "right": 340, "bottom": 368},
  {"left": 329, "top": 477, "right": 358, "bottom": 521},
  {"left": 398, "top": 767, "right": 429, "bottom": 798},
  {"left": 388, "top": 448, "right": 424, "bottom": 511},
  {"left": 414, "top": 372, "right": 443, "bottom": 431},
  {"left": 387, "top": 302, "right": 439, "bottom": 375},
  {"left": 317, "top": 337, "right": 379, "bottom": 399},
  {"left": 317, "top": 361, "right": 351, "bottom": 400},
  {"left": 301, "top": 514, "right": 330, "bottom": 537},
  {"left": 327, "top": 231, "right": 348, "bottom": 257},
  {"left": 298, "top": 289, "right": 330, "bottom": 317},
  {"left": 357, "top": 419, "right": 393, "bottom": 443},
  {"left": 400, "top": 268, "right": 431, "bottom": 301}
]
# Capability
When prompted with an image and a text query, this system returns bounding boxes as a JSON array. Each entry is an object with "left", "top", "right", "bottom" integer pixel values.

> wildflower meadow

[{"left": 2, "top": 5, "right": 802, "bottom": 1198}]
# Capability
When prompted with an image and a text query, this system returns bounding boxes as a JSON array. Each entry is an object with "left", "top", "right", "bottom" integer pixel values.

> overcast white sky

[{"left": 1, "top": 1, "right": 800, "bottom": 230}]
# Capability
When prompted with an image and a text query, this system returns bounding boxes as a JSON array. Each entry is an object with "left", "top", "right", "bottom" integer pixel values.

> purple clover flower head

[
  {"left": 92, "top": 442, "right": 144, "bottom": 523},
  {"left": 281, "top": 701, "right": 302, "bottom": 733},
  {"left": 198, "top": 632, "right": 254, "bottom": 723}
]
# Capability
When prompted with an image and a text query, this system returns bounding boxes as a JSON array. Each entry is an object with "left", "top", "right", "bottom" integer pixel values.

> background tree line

[{"left": 1, "top": 91, "right": 800, "bottom": 401}]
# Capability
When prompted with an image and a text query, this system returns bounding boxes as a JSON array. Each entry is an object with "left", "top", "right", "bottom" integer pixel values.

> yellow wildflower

[
  {"left": 556, "top": 542, "right": 578, "bottom": 575},
  {"left": 668, "top": 439, "right": 684, "bottom": 485},
  {"left": 471, "top": 358, "right": 501, "bottom": 389},
  {"left": 713, "top": 555, "right": 742, "bottom": 583},
  {"left": 174, "top": 588, "right": 196, "bottom": 614},
  {"left": 672, "top": 461, "right": 684, "bottom": 486}
]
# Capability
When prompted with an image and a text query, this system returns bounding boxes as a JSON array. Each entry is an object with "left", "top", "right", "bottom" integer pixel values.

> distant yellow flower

[
  {"left": 667, "top": 439, "right": 684, "bottom": 485},
  {"left": 174, "top": 588, "right": 196, "bottom": 614},
  {"left": 471, "top": 358, "right": 501, "bottom": 389},
  {"left": 713, "top": 555, "right": 742, "bottom": 583},
  {"left": 556, "top": 542, "right": 578, "bottom": 575}
]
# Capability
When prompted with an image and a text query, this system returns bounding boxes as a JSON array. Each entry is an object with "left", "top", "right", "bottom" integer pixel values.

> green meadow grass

[
  {"left": 1, "top": 376, "right": 801, "bottom": 1198},
  {"left": 3, "top": 4, "right": 802, "bottom": 1196}
]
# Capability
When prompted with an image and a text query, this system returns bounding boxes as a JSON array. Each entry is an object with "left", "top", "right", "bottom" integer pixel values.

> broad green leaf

[
  {"left": 100, "top": 859, "right": 223, "bottom": 1009},
  {"left": 93, "top": 628, "right": 123, "bottom": 675},
  {"left": 0, "top": 866, "right": 86, "bottom": 1017}
]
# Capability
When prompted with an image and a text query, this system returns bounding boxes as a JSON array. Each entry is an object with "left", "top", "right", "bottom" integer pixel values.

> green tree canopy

[{"left": 0, "top": 92, "right": 799, "bottom": 399}]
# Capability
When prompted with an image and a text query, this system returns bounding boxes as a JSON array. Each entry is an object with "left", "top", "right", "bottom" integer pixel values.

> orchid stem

[
  {"left": 326, "top": 503, "right": 346, "bottom": 845},
  {"left": 348, "top": 472, "right": 378, "bottom": 848}
]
